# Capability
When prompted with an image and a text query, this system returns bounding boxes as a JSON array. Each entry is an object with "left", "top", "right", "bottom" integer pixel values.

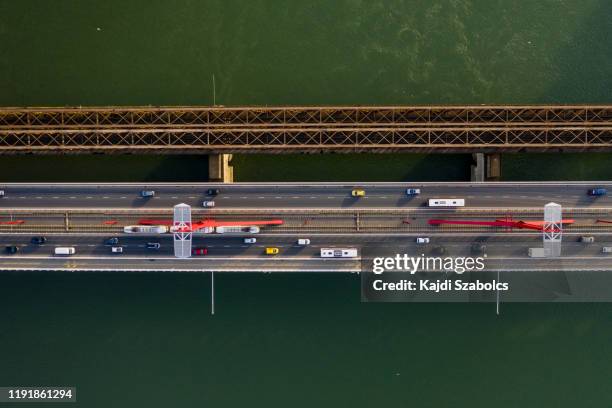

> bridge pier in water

[
  {"left": 208, "top": 154, "right": 234, "bottom": 183},
  {"left": 471, "top": 153, "right": 501, "bottom": 181}
]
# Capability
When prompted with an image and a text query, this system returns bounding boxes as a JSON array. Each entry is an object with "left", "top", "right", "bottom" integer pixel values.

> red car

[{"left": 192, "top": 247, "right": 208, "bottom": 256}]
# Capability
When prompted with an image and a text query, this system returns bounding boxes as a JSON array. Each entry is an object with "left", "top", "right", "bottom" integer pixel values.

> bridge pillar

[
  {"left": 470, "top": 153, "right": 485, "bottom": 182},
  {"left": 471, "top": 153, "right": 501, "bottom": 181},
  {"left": 486, "top": 153, "right": 501, "bottom": 180},
  {"left": 209, "top": 154, "right": 234, "bottom": 183}
]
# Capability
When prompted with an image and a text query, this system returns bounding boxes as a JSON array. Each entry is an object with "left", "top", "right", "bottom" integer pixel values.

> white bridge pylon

[
  {"left": 173, "top": 203, "right": 192, "bottom": 258},
  {"left": 543, "top": 202, "right": 562, "bottom": 257}
]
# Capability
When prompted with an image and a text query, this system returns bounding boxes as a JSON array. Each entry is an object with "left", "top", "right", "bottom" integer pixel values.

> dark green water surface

[{"left": 1, "top": 1, "right": 612, "bottom": 407}]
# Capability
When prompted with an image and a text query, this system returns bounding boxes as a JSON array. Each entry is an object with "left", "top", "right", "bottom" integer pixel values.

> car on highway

[
  {"left": 0, "top": 190, "right": 4, "bottom": 198},
  {"left": 140, "top": 190, "right": 155, "bottom": 197},
  {"left": 433, "top": 246, "right": 446, "bottom": 255},
  {"left": 54, "top": 247, "right": 76, "bottom": 256},
  {"left": 5, "top": 245, "right": 18, "bottom": 254},
  {"left": 207, "top": 188, "right": 220, "bottom": 196},
  {"left": 416, "top": 237, "right": 430, "bottom": 244},
  {"left": 588, "top": 188, "right": 607, "bottom": 196},
  {"left": 265, "top": 247, "right": 279, "bottom": 255},
  {"left": 580, "top": 236, "right": 595, "bottom": 243},
  {"left": 471, "top": 243, "right": 487, "bottom": 254},
  {"left": 111, "top": 246, "right": 123, "bottom": 253},
  {"left": 146, "top": 242, "right": 161, "bottom": 250},
  {"left": 106, "top": 237, "right": 119, "bottom": 245},
  {"left": 603, "top": 247, "right": 612, "bottom": 254},
  {"left": 202, "top": 201, "right": 215, "bottom": 208},
  {"left": 297, "top": 238, "right": 310, "bottom": 246},
  {"left": 192, "top": 247, "right": 208, "bottom": 256},
  {"left": 244, "top": 238, "right": 256, "bottom": 244},
  {"left": 351, "top": 188, "right": 366, "bottom": 197},
  {"left": 31, "top": 236, "right": 47, "bottom": 245},
  {"left": 406, "top": 188, "right": 421, "bottom": 196}
]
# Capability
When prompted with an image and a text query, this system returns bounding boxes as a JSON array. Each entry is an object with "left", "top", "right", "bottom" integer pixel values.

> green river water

[{"left": 1, "top": 1, "right": 611, "bottom": 407}]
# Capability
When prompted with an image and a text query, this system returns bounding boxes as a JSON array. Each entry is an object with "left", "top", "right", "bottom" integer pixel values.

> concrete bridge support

[
  {"left": 208, "top": 154, "right": 234, "bottom": 183},
  {"left": 471, "top": 153, "right": 501, "bottom": 181}
]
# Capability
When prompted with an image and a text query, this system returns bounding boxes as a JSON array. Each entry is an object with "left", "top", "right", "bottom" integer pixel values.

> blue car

[{"left": 588, "top": 188, "right": 607, "bottom": 196}]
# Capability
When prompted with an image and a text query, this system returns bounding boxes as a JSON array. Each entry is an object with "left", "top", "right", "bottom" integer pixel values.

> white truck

[
  {"left": 54, "top": 247, "right": 76, "bottom": 256},
  {"left": 528, "top": 248, "right": 547, "bottom": 258}
]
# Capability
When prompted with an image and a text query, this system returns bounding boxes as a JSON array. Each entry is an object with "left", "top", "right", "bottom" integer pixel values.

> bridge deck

[{"left": 1, "top": 105, "right": 611, "bottom": 153}]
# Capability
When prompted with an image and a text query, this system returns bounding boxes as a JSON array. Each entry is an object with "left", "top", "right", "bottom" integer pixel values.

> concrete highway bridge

[
  {"left": 0, "top": 105, "right": 610, "bottom": 154},
  {"left": 0, "top": 182, "right": 610, "bottom": 272}
]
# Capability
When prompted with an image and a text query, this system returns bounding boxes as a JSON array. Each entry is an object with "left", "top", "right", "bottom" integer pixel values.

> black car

[
  {"left": 207, "top": 188, "right": 220, "bottom": 196},
  {"left": 106, "top": 237, "right": 119, "bottom": 245},
  {"left": 31, "top": 236, "right": 47, "bottom": 245},
  {"left": 146, "top": 242, "right": 161, "bottom": 250},
  {"left": 5, "top": 246, "right": 18, "bottom": 254}
]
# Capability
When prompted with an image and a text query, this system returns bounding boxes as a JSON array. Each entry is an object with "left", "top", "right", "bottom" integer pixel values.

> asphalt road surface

[
  {"left": 0, "top": 182, "right": 610, "bottom": 210},
  {"left": 0, "top": 233, "right": 610, "bottom": 272}
]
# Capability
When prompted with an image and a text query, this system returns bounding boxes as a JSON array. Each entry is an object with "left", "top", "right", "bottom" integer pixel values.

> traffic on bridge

[{"left": 0, "top": 182, "right": 610, "bottom": 272}]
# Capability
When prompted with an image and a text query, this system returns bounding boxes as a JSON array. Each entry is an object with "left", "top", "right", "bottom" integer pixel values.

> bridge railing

[{"left": 0, "top": 106, "right": 610, "bottom": 152}]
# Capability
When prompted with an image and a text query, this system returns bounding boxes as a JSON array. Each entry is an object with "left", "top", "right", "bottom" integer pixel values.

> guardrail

[{"left": 1, "top": 105, "right": 610, "bottom": 153}]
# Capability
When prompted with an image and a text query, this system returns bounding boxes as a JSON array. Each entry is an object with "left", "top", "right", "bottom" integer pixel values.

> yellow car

[
  {"left": 265, "top": 247, "right": 280, "bottom": 255},
  {"left": 351, "top": 188, "right": 366, "bottom": 197}
]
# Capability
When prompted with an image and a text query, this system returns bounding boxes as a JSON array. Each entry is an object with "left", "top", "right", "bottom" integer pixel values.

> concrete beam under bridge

[
  {"left": 208, "top": 154, "right": 233, "bottom": 183},
  {"left": 471, "top": 153, "right": 501, "bottom": 181}
]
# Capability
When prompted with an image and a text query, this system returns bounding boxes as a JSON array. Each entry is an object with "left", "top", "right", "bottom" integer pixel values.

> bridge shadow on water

[{"left": 0, "top": 154, "right": 209, "bottom": 182}]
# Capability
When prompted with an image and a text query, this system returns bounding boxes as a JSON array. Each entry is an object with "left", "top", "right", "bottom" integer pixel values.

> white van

[
  {"left": 428, "top": 198, "right": 465, "bottom": 207},
  {"left": 54, "top": 247, "right": 75, "bottom": 256}
]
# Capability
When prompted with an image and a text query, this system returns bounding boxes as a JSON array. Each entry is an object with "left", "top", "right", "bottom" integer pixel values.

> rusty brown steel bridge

[{"left": 0, "top": 105, "right": 610, "bottom": 153}]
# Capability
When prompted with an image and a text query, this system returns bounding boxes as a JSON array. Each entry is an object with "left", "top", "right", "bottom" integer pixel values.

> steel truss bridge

[{"left": 0, "top": 105, "right": 610, "bottom": 153}]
